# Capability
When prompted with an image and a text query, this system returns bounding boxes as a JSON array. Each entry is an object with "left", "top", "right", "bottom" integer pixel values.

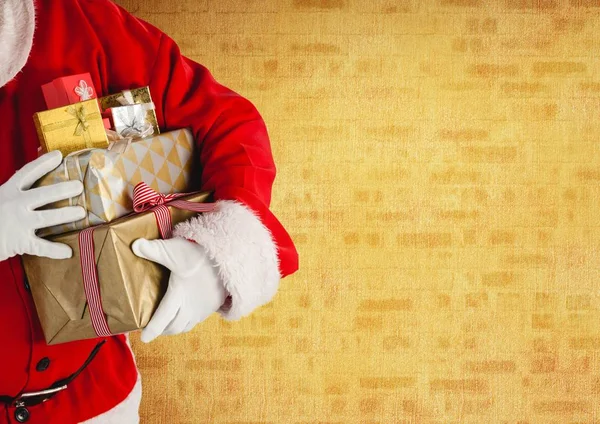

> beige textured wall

[{"left": 115, "top": 0, "right": 600, "bottom": 423}]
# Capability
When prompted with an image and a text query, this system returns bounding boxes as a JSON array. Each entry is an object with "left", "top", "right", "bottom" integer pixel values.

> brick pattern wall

[{"left": 115, "top": 1, "right": 600, "bottom": 422}]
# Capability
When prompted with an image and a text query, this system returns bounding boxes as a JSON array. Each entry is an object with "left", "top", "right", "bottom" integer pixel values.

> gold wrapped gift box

[
  {"left": 34, "top": 99, "right": 109, "bottom": 156},
  {"left": 99, "top": 87, "right": 160, "bottom": 136},
  {"left": 22, "top": 191, "right": 211, "bottom": 345},
  {"left": 36, "top": 128, "right": 196, "bottom": 237}
]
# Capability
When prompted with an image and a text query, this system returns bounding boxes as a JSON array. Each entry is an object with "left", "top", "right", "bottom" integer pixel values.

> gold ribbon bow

[
  {"left": 67, "top": 105, "right": 91, "bottom": 137},
  {"left": 36, "top": 100, "right": 105, "bottom": 155}
]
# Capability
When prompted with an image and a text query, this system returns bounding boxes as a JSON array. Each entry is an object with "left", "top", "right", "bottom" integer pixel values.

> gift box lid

[{"left": 41, "top": 73, "right": 97, "bottom": 109}]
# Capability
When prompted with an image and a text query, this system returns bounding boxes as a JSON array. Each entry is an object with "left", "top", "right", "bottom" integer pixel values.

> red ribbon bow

[
  {"left": 133, "top": 183, "right": 181, "bottom": 212},
  {"left": 79, "top": 182, "right": 215, "bottom": 338},
  {"left": 132, "top": 182, "right": 215, "bottom": 239}
]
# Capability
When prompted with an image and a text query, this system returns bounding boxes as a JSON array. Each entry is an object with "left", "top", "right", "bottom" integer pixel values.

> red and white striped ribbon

[
  {"left": 79, "top": 182, "right": 216, "bottom": 337},
  {"left": 79, "top": 228, "right": 112, "bottom": 337},
  {"left": 133, "top": 182, "right": 182, "bottom": 213}
]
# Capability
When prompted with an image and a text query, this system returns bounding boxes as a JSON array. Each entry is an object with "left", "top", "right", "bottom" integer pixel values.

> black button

[
  {"left": 36, "top": 357, "right": 50, "bottom": 372},
  {"left": 14, "top": 407, "right": 29, "bottom": 423}
]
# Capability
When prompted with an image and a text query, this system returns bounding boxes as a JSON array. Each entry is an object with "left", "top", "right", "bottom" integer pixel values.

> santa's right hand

[{"left": 0, "top": 151, "right": 86, "bottom": 261}]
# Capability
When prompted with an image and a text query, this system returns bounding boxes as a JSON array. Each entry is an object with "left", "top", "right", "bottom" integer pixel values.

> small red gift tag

[{"left": 41, "top": 73, "right": 97, "bottom": 109}]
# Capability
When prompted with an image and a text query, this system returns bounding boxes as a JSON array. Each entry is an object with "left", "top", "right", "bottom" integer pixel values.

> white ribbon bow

[
  {"left": 111, "top": 90, "right": 155, "bottom": 139},
  {"left": 112, "top": 104, "right": 155, "bottom": 140},
  {"left": 74, "top": 80, "right": 94, "bottom": 101}
]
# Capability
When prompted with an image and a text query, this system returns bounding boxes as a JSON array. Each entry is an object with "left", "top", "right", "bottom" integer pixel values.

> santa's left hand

[{"left": 131, "top": 237, "right": 227, "bottom": 343}]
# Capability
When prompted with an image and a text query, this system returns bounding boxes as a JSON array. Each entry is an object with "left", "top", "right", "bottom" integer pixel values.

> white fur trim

[
  {"left": 173, "top": 200, "right": 281, "bottom": 321},
  {"left": 80, "top": 374, "right": 141, "bottom": 424},
  {"left": 0, "top": 0, "right": 35, "bottom": 87},
  {"left": 80, "top": 336, "right": 142, "bottom": 424}
]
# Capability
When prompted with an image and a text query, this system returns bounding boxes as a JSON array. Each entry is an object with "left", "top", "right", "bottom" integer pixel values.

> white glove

[
  {"left": 0, "top": 151, "right": 85, "bottom": 262},
  {"left": 132, "top": 237, "right": 227, "bottom": 343}
]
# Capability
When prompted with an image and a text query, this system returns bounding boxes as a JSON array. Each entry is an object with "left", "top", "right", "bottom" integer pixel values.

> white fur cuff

[{"left": 173, "top": 201, "right": 281, "bottom": 321}]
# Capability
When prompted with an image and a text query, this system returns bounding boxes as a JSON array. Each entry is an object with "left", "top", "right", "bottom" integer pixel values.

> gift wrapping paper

[
  {"left": 99, "top": 86, "right": 160, "bottom": 136},
  {"left": 116, "top": 1, "right": 600, "bottom": 423},
  {"left": 36, "top": 128, "right": 195, "bottom": 237},
  {"left": 111, "top": 104, "right": 151, "bottom": 137},
  {"left": 41, "top": 73, "right": 97, "bottom": 109},
  {"left": 22, "top": 191, "right": 211, "bottom": 345},
  {"left": 33, "top": 99, "right": 109, "bottom": 156}
]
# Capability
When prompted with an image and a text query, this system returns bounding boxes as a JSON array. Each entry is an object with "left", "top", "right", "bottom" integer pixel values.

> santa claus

[{"left": 0, "top": 0, "right": 298, "bottom": 422}]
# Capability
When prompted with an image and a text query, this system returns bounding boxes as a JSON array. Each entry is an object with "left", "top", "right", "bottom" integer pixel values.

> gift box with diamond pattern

[{"left": 35, "top": 128, "right": 196, "bottom": 236}]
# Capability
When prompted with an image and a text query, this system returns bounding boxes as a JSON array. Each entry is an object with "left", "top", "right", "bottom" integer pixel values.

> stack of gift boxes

[{"left": 23, "top": 73, "right": 211, "bottom": 345}]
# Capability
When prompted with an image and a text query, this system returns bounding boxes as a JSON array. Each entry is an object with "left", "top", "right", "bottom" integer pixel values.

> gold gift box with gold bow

[{"left": 34, "top": 99, "right": 109, "bottom": 156}]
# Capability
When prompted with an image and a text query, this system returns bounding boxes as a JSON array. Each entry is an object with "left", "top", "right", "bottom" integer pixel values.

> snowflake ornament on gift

[{"left": 74, "top": 80, "right": 94, "bottom": 101}]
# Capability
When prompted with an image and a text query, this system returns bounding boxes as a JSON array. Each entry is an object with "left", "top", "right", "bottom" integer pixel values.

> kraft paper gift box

[
  {"left": 99, "top": 87, "right": 160, "bottom": 137},
  {"left": 35, "top": 128, "right": 196, "bottom": 237},
  {"left": 22, "top": 190, "right": 213, "bottom": 345},
  {"left": 34, "top": 99, "right": 109, "bottom": 156}
]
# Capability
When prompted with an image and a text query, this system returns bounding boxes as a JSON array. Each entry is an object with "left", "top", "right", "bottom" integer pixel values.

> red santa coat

[{"left": 0, "top": 0, "right": 298, "bottom": 423}]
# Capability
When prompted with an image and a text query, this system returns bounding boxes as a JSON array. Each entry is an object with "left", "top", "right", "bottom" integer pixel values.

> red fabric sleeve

[{"left": 91, "top": 1, "right": 298, "bottom": 277}]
